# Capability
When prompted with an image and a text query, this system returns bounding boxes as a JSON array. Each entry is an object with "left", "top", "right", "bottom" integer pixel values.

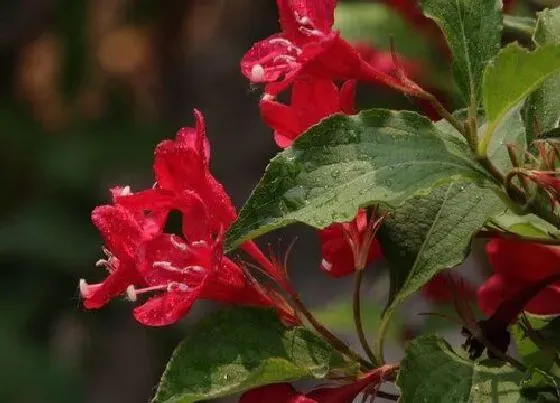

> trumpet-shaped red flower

[
  {"left": 319, "top": 210, "right": 383, "bottom": 277},
  {"left": 80, "top": 110, "right": 296, "bottom": 326},
  {"left": 241, "top": 0, "right": 412, "bottom": 96},
  {"left": 240, "top": 366, "right": 396, "bottom": 403},
  {"left": 260, "top": 75, "right": 356, "bottom": 148},
  {"left": 478, "top": 238, "right": 560, "bottom": 316}
]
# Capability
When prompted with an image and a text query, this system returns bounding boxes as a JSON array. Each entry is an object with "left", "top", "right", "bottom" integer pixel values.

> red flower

[
  {"left": 240, "top": 366, "right": 396, "bottom": 403},
  {"left": 241, "top": 0, "right": 411, "bottom": 96},
  {"left": 478, "top": 238, "right": 560, "bottom": 316},
  {"left": 79, "top": 203, "right": 157, "bottom": 309},
  {"left": 319, "top": 210, "right": 383, "bottom": 277},
  {"left": 80, "top": 110, "right": 296, "bottom": 326},
  {"left": 260, "top": 75, "right": 356, "bottom": 148}
]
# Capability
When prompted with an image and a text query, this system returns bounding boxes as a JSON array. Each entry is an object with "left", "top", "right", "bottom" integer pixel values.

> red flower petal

[
  {"left": 260, "top": 76, "right": 357, "bottom": 149},
  {"left": 277, "top": 0, "right": 336, "bottom": 41},
  {"left": 260, "top": 98, "right": 301, "bottom": 147},
  {"left": 133, "top": 290, "right": 200, "bottom": 326},
  {"left": 478, "top": 273, "right": 560, "bottom": 316},
  {"left": 486, "top": 238, "right": 560, "bottom": 282},
  {"left": 92, "top": 205, "right": 146, "bottom": 260}
]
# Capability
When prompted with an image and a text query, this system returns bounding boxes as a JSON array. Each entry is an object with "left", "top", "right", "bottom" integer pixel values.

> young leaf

[
  {"left": 486, "top": 107, "right": 527, "bottom": 173},
  {"left": 397, "top": 334, "right": 527, "bottom": 402},
  {"left": 525, "top": 8, "right": 560, "bottom": 145},
  {"left": 226, "top": 109, "right": 497, "bottom": 250},
  {"left": 480, "top": 43, "right": 560, "bottom": 155},
  {"left": 153, "top": 307, "right": 353, "bottom": 403},
  {"left": 419, "top": 0, "right": 502, "bottom": 105},
  {"left": 379, "top": 180, "right": 506, "bottom": 315}
]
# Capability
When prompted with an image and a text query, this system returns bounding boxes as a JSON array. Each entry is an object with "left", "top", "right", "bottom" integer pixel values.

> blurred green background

[{"left": 0, "top": 0, "right": 546, "bottom": 402}]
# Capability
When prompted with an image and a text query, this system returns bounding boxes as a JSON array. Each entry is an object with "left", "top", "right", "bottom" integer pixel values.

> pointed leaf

[
  {"left": 397, "top": 334, "right": 529, "bottom": 402},
  {"left": 420, "top": 0, "right": 502, "bottom": 105},
  {"left": 226, "top": 109, "right": 498, "bottom": 250},
  {"left": 481, "top": 43, "right": 560, "bottom": 153},
  {"left": 525, "top": 8, "right": 560, "bottom": 145},
  {"left": 153, "top": 307, "right": 353, "bottom": 403},
  {"left": 379, "top": 180, "right": 506, "bottom": 314}
]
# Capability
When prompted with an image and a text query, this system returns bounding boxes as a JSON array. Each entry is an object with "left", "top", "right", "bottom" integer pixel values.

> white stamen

[
  {"left": 79, "top": 279, "right": 89, "bottom": 297},
  {"left": 298, "top": 16, "right": 311, "bottom": 25},
  {"left": 95, "top": 259, "right": 109, "bottom": 267},
  {"left": 250, "top": 64, "right": 265, "bottom": 82},
  {"left": 273, "top": 55, "right": 296, "bottom": 64},
  {"left": 267, "top": 38, "right": 302, "bottom": 54},
  {"left": 191, "top": 240, "right": 208, "bottom": 248},
  {"left": 170, "top": 235, "right": 187, "bottom": 251},
  {"left": 187, "top": 265, "right": 205, "bottom": 273},
  {"left": 120, "top": 185, "right": 132, "bottom": 195},
  {"left": 167, "top": 283, "right": 190, "bottom": 292},
  {"left": 262, "top": 93, "right": 275, "bottom": 101},
  {"left": 153, "top": 261, "right": 179, "bottom": 271},
  {"left": 126, "top": 285, "right": 137, "bottom": 302},
  {"left": 298, "top": 26, "right": 323, "bottom": 37},
  {"left": 321, "top": 259, "right": 333, "bottom": 272}
]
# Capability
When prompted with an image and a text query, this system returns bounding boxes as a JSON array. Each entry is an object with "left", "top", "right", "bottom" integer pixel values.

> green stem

[
  {"left": 375, "top": 309, "right": 393, "bottom": 365},
  {"left": 353, "top": 269, "right": 378, "bottom": 366},
  {"left": 289, "top": 291, "right": 372, "bottom": 370}
]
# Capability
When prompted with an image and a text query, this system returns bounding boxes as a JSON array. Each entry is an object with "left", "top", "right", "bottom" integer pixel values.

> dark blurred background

[{"left": 0, "top": 1, "right": 546, "bottom": 402}]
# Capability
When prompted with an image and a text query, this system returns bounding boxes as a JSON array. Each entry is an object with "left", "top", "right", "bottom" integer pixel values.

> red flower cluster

[
  {"left": 80, "top": 110, "right": 296, "bottom": 326},
  {"left": 241, "top": 0, "right": 416, "bottom": 97},
  {"left": 240, "top": 366, "right": 396, "bottom": 403},
  {"left": 478, "top": 238, "right": 560, "bottom": 316}
]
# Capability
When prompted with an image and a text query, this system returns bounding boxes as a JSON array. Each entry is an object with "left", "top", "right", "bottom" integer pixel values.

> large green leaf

[
  {"left": 419, "top": 0, "right": 502, "bottom": 105},
  {"left": 226, "top": 109, "right": 497, "bottom": 249},
  {"left": 379, "top": 180, "right": 506, "bottom": 313},
  {"left": 397, "top": 334, "right": 528, "bottom": 402},
  {"left": 153, "top": 307, "right": 352, "bottom": 403},
  {"left": 480, "top": 43, "right": 560, "bottom": 154},
  {"left": 525, "top": 8, "right": 560, "bottom": 145}
]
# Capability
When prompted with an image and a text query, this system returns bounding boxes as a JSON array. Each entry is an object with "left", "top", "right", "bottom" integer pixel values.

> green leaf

[
  {"left": 419, "top": 0, "right": 502, "bottom": 105},
  {"left": 489, "top": 210, "right": 560, "bottom": 239},
  {"left": 153, "top": 307, "right": 351, "bottom": 403},
  {"left": 513, "top": 314, "right": 560, "bottom": 376},
  {"left": 525, "top": 8, "right": 560, "bottom": 145},
  {"left": 486, "top": 106, "right": 527, "bottom": 173},
  {"left": 480, "top": 43, "right": 560, "bottom": 154},
  {"left": 397, "top": 334, "right": 528, "bottom": 402},
  {"left": 226, "top": 109, "right": 498, "bottom": 250},
  {"left": 379, "top": 180, "right": 506, "bottom": 314}
]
